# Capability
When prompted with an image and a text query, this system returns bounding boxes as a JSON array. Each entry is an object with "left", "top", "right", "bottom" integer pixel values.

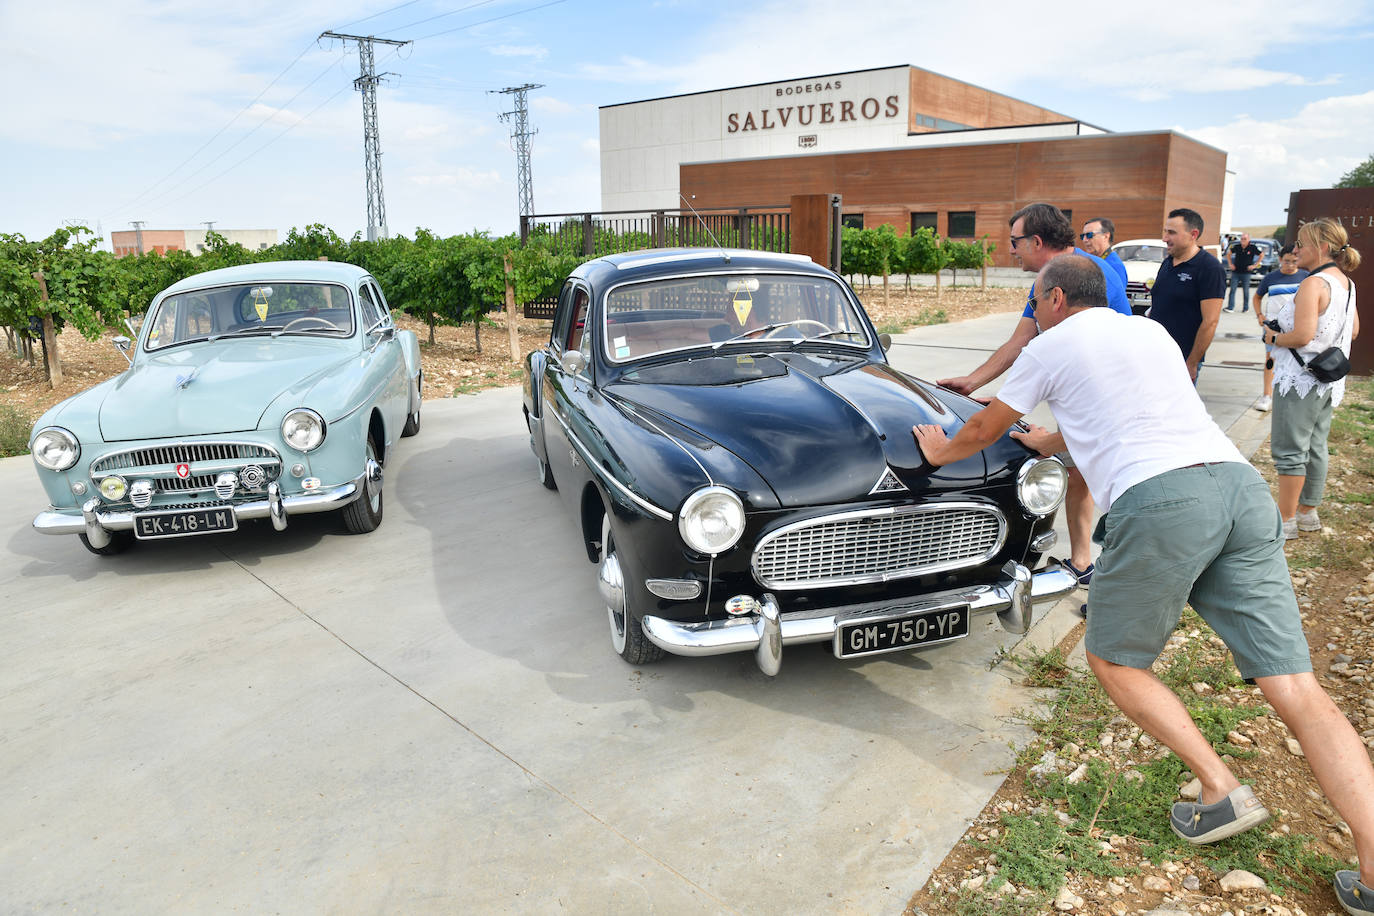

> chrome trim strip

[
  {"left": 609, "top": 395, "right": 713, "bottom": 486},
  {"left": 600, "top": 268, "right": 871, "bottom": 364},
  {"left": 90, "top": 441, "right": 282, "bottom": 476},
  {"left": 640, "top": 565, "right": 1078, "bottom": 670},
  {"left": 751, "top": 501, "right": 1008, "bottom": 590},
  {"left": 32, "top": 476, "right": 364, "bottom": 536},
  {"left": 611, "top": 252, "right": 814, "bottom": 270},
  {"left": 545, "top": 408, "right": 674, "bottom": 522}
]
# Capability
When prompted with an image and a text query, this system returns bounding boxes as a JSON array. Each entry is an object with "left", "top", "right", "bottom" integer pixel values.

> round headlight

[
  {"left": 281, "top": 409, "right": 326, "bottom": 452},
  {"left": 99, "top": 475, "right": 128, "bottom": 502},
  {"left": 678, "top": 486, "right": 746, "bottom": 555},
  {"left": 1018, "top": 457, "right": 1068, "bottom": 517},
  {"left": 32, "top": 427, "right": 80, "bottom": 471}
]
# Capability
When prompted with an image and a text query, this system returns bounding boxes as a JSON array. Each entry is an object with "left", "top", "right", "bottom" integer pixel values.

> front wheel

[
  {"left": 79, "top": 531, "right": 133, "bottom": 556},
  {"left": 600, "top": 513, "right": 663, "bottom": 665},
  {"left": 341, "top": 435, "right": 384, "bottom": 534}
]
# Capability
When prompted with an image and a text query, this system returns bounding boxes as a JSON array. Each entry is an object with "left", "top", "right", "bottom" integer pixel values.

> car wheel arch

[
  {"left": 368, "top": 409, "right": 387, "bottom": 465},
  {"left": 580, "top": 484, "right": 605, "bottom": 563}
]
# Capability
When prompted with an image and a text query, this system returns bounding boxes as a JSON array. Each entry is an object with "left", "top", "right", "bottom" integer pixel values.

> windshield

[
  {"left": 144, "top": 282, "right": 354, "bottom": 350},
  {"left": 1114, "top": 245, "right": 1165, "bottom": 263},
  {"left": 602, "top": 273, "right": 869, "bottom": 362}
]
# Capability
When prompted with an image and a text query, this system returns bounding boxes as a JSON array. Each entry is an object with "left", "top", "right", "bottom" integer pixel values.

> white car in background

[{"left": 1111, "top": 239, "right": 1167, "bottom": 315}]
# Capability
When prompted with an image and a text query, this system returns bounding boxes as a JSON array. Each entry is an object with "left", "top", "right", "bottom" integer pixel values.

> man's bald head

[{"left": 1038, "top": 254, "right": 1108, "bottom": 310}]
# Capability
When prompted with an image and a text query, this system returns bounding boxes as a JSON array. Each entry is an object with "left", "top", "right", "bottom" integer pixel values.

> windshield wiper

[
  {"left": 711, "top": 321, "right": 812, "bottom": 349},
  {"left": 213, "top": 325, "right": 284, "bottom": 339},
  {"left": 275, "top": 325, "right": 346, "bottom": 336}
]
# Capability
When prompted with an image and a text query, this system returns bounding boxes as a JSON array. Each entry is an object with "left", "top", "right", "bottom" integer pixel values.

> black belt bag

[{"left": 1290, "top": 267, "right": 1353, "bottom": 384}]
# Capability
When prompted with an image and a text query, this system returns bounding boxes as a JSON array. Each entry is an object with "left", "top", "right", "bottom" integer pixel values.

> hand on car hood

[
  {"left": 609, "top": 354, "right": 987, "bottom": 507},
  {"left": 98, "top": 340, "right": 352, "bottom": 441}
]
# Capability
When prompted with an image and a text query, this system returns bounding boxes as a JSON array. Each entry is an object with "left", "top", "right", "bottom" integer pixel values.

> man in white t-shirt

[{"left": 912, "top": 254, "right": 1374, "bottom": 898}]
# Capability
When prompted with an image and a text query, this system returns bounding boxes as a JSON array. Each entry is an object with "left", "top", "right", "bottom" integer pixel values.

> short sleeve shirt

[
  {"left": 1147, "top": 248, "right": 1226, "bottom": 357},
  {"left": 1021, "top": 248, "right": 1133, "bottom": 320},
  {"left": 1256, "top": 268, "right": 1309, "bottom": 301},
  {"left": 1229, "top": 242, "right": 1263, "bottom": 273},
  {"left": 1101, "top": 250, "right": 1129, "bottom": 286}
]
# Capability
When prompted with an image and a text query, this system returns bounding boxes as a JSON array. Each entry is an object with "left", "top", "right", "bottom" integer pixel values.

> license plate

[
  {"left": 134, "top": 506, "right": 238, "bottom": 540},
  {"left": 835, "top": 605, "right": 969, "bottom": 659}
]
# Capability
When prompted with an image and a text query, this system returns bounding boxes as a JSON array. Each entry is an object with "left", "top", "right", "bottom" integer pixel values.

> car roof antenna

[{"left": 680, "top": 194, "right": 729, "bottom": 263}]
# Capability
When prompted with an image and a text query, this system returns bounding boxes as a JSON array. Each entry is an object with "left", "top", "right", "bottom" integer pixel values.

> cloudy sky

[{"left": 4, "top": 0, "right": 1373, "bottom": 248}]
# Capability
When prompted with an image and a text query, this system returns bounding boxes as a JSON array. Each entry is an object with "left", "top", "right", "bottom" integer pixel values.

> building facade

[
  {"left": 110, "top": 228, "right": 278, "bottom": 258},
  {"left": 599, "top": 65, "right": 1233, "bottom": 267}
]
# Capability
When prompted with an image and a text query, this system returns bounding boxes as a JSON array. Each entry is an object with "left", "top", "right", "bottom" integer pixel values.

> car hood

[
  {"left": 606, "top": 352, "right": 988, "bottom": 507},
  {"left": 99, "top": 338, "right": 354, "bottom": 440}
]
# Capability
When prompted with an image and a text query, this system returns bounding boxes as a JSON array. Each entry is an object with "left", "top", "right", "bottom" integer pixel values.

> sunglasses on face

[
  {"left": 1010, "top": 234, "right": 1031, "bottom": 247},
  {"left": 1079, "top": 231, "right": 1098, "bottom": 240}
]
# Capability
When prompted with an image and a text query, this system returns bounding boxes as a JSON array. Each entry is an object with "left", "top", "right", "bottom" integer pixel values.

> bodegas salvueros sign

[{"left": 726, "top": 79, "right": 901, "bottom": 133}]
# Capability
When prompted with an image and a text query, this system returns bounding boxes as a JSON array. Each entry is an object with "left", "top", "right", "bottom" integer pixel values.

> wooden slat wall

[
  {"left": 680, "top": 132, "right": 1227, "bottom": 267},
  {"left": 907, "top": 68, "right": 1072, "bottom": 131}
]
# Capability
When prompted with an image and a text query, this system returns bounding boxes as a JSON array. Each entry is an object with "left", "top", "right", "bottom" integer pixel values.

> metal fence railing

[{"left": 519, "top": 206, "right": 791, "bottom": 259}]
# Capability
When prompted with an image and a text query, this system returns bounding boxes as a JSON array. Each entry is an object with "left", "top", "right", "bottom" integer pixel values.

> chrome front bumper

[
  {"left": 640, "top": 561, "right": 1078, "bottom": 676},
  {"left": 32, "top": 474, "right": 367, "bottom": 544}
]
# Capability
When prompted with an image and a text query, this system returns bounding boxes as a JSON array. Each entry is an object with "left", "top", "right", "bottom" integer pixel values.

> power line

[
  {"left": 400, "top": 0, "right": 569, "bottom": 42},
  {"left": 99, "top": 41, "right": 321, "bottom": 222},
  {"left": 330, "top": 0, "right": 427, "bottom": 32}
]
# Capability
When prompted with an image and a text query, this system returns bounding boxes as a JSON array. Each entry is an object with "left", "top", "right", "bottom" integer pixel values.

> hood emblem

[
  {"left": 174, "top": 367, "right": 200, "bottom": 390},
  {"left": 869, "top": 467, "right": 907, "bottom": 494}
]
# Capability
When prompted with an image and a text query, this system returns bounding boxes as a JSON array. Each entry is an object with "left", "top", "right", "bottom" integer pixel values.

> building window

[
  {"left": 841, "top": 213, "right": 864, "bottom": 230},
  {"left": 948, "top": 211, "right": 976, "bottom": 237},
  {"left": 910, "top": 212, "right": 937, "bottom": 234}
]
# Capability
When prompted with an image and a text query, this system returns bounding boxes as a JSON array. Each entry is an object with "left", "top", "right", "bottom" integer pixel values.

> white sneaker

[
  {"left": 1255, "top": 395, "right": 1272, "bottom": 412},
  {"left": 1297, "top": 508, "right": 1321, "bottom": 531},
  {"left": 1282, "top": 517, "right": 1299, "bottom": 540}
]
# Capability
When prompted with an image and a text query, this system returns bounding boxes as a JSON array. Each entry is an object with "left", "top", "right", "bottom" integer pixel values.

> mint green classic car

[{"left": 29, "top": 261, "right": 422, "bottom": 555}]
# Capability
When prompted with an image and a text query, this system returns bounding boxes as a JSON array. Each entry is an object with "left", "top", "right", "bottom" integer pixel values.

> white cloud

[
  {"left": 1184, "top": 90, "right": 1374, "bottom": 222},
  {"left": 489, "top": 44, "right": 548, "bottom": 60},
  {"left": 532, "top": 96, "right": 586, "bottom": 116}
]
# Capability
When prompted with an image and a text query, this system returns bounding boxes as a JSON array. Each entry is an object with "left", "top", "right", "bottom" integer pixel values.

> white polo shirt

[{"left": 996, "top": 307, "right": 1245, "bottom": 512}]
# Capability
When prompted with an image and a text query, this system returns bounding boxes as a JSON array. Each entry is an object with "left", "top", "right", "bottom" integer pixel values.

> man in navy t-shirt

[
  {"left": 1149, "top": 208, "right": 1225, "bottom": 382},
  {"left": 938, "top": 202, "right": 1130, "bottom": 591}
]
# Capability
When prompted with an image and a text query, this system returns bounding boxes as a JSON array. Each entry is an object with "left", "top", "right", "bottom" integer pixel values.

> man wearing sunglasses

[
  {"left": 1080, "top": 218, "right": 1128, "bottom": 286},
  {"left": 937, "top": 202, "right": 1130, "bottom": 598}
]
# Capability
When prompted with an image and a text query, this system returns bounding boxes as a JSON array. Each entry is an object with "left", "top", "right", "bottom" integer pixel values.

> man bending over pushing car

[{"left": 913, "top": 253, "right": 1374, "bottom": 914}]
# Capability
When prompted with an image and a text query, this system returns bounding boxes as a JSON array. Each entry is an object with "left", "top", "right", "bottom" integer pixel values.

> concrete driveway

[{"left": 0, "top": 307, "right": 1268, "bottom": 913}]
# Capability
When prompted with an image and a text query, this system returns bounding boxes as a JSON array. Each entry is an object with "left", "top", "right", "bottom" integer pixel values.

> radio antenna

[{"left": 679, "top": 193, "right": 729, "bottom": 263}]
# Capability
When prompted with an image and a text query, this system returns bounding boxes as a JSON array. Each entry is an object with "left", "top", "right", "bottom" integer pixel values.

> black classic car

[{"left": 522, "top": 249, "right": 1077, "bottom": 675}]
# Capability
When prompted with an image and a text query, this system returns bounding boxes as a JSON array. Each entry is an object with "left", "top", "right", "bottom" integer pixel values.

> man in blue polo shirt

[
  {"left": 939, "top": 202, "right": 1130, "bottom": 593},
  {"left": 1149, "top": 208, "right": 1225, "bottom": 383},
  {"left": 1080, "top": 217, "right": 1129, "bottom": 286}
]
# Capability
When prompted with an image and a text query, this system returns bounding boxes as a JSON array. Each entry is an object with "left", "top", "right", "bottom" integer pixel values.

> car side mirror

[
  {"left": 562, "top": 350, "right": 586, "bottom": 375},
  {"left": 112, "top": 335, "right": 133, "bottom": 365},
  {"left": 879, "top": 333, "right": 892, "bottom": 353}
]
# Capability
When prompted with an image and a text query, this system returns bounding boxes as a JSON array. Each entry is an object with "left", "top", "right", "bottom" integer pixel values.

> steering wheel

[
  {"left": 281, "top": 316, "right": 341, "bottom": 332},
  {"left": 762, "top": 319, "right": 835, "bottom": 339}
]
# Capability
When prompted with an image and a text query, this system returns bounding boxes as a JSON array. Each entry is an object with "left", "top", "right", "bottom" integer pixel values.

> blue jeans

[{"left": 1227, "top": 271, "right": 1254, "bottom": 310}]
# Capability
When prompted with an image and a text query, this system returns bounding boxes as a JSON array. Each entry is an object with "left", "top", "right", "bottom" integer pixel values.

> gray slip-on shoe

[
  {"left": 1169, "top": 784, "right": 1270, "bottom": 844},
  {"left": 1334, "top": 871, "right": 1374, "bottom": 914}
]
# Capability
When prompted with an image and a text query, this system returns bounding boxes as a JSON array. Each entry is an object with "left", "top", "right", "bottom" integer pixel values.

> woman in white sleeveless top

[{"left": 1261, "top": 217, "right": 1361, "bottom": 539}]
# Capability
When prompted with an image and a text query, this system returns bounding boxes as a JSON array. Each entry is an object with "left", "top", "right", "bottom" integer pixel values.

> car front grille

[
  {"left": 89, "top": 441, "right": 282, "bottom": 499},
  {"left": 752, "top": 502, "right": 1007, "bottom": 590}
]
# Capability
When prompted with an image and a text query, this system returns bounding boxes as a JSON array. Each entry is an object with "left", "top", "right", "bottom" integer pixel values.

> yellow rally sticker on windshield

[{"left": 732, "top": 291, "right": 753, "bottom": 324}]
